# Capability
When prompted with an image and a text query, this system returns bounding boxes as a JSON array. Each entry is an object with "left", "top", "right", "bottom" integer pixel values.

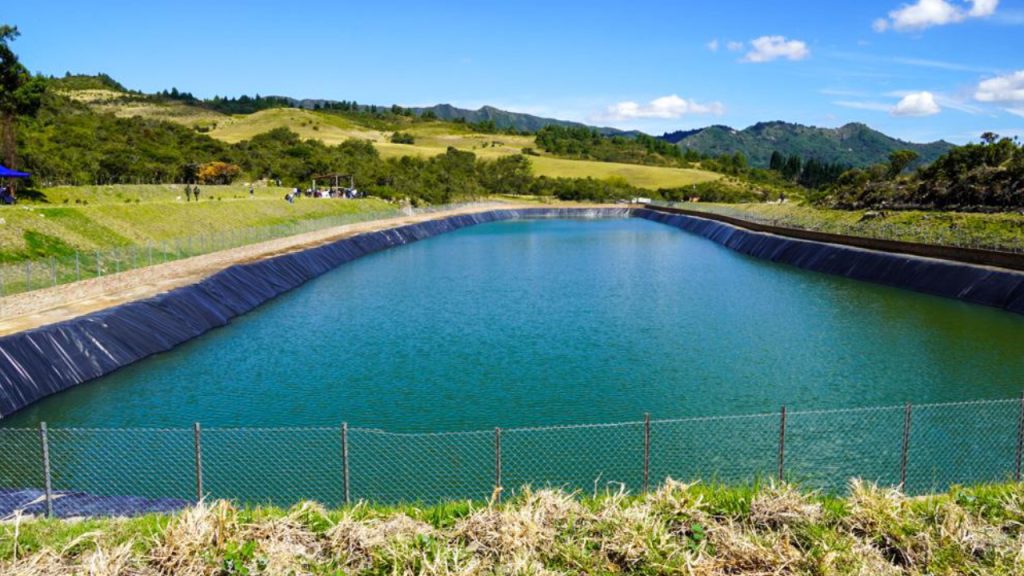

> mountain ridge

[{"left": 662, "top": 120, "right": 954, "bottom": 168}]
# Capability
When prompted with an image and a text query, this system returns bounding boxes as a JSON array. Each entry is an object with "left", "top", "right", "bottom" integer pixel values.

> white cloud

[
  {"left": 706, "top": 39, "right": 719, "bottom": 52},
  {"left": 726, "top": 41, "right": 745, "bottom": 52},
  {"left": 1006, "top": 108, "right": 1024, "bottom": 117},
  {"left": 742, "top": 36, "right": 810, "bottom": 63},
  {"left": 975, "top": 70, "right": 1024, "bottom": 102},
  {"left": 875, "top": 0, "right": 999, "bottom": 32},
  {"left": 604, "top": 95, "right": 725, "bottom": 120},
  {"left": 892, "top": 91, "right": 942, "bottom": 116}
]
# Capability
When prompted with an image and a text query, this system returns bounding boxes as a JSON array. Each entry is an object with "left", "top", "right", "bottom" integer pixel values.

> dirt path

[{"left": 0, "top": 203, "right": 550, "bottom": 336}]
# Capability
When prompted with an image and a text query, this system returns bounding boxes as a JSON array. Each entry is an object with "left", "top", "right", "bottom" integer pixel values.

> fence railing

[
  {"left": 649, "top": 201, "right": 1024, "bottom": 254},
  {"left": 0, "top": 201, "right": 498, "bottom": 304},
  {"left": 2, "top": 398, "right": 1022, "bottom": 518}
]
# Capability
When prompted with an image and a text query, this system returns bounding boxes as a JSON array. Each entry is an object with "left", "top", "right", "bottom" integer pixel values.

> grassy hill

[{"left": 662, "top": 121, "right": 954, "bottom": 168}]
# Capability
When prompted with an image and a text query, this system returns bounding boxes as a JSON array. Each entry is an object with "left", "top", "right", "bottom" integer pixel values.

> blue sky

[{"left": 6, "top": 0, "right": 1024, "bottom": 143}]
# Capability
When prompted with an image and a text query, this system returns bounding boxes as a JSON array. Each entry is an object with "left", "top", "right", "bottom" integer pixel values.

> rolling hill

[{"left": 662, "top": 121, "right": 954, "bottom": 168}]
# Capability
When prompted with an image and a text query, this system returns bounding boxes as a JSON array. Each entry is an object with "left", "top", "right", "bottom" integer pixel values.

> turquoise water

[{"left": 5, "top": 217, "right": 1024, "bottom": 430}]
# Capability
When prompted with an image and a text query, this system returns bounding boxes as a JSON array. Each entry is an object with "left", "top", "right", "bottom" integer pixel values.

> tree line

[{"left": 825, "top": 134, "right": 1024, "bottom": 210}]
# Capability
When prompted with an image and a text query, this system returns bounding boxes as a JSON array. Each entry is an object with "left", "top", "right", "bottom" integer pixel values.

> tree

[
  {"left": 782, "top": 155, "right": 802, "bottom": 181},
  {"left": 887, "top": 149, "right": 919, "bottom": 179},
  {"left": 0, "top": 25, "right": 38, "bottom": 169},
  {"left": 769, "top": 150, "right": 785, "bottom": 172},
  {"left": 197, "top": 161, "right": 241, "bottom": 185}
]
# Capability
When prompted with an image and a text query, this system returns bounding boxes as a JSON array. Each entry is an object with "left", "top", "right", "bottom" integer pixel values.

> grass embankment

[
  {"left": 678, "top": 202, "right": 1024, "bottom": 253},
  {"left": 0, "top": 186, "right": 396, "bottom": 263},
  {"left": 4, "top": 481, "right": 1024, "bottom": 575}
]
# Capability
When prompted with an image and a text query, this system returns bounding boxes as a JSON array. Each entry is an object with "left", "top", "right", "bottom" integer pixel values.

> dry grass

[{"left": 4, "top": 480, "right": 1024, "bottom": 575}]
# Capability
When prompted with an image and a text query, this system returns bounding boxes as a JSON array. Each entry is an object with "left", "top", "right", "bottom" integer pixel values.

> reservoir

[{"left": 4, "top": 217, "right": 1023, "bottom": 431}]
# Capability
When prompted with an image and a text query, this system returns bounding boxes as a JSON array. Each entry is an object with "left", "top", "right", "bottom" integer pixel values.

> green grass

[
  {"left": 672, "top": 201, "right": 1024, "bottom": 253},
  {"left": 4, "top": 481, "right": 1024, "bottom": 575},
  {"left": 0, "top": 185, "right": 396, "bottom": 263}
]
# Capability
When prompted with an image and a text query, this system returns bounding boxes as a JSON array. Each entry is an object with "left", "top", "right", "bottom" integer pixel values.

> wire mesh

[
  {"left": 202, "top": 427, "right": 343, "bottom": 508},
  {"left": 2, "top": 399, "right": 1024, "bottom": 517},
  {"left": 785, "top": 405, "right": 905, "bottom": 493},
  {"left": 503, "top": 422, "right": 645, "bottom": 497},
  {"left": 650, "top": 413, "right": 779, "bottom": 488},
  {"left": 0, "top": 428, "right": 44, "bottom": 517},
  {"left": 905, "top": 399, "right": 1020, "bottom": 495},
  {"left": 46, "top": 428, "right": 193, "bottom": 516},
  {"left": 349, "top": 428, "right": 493, "bottom": 504}
]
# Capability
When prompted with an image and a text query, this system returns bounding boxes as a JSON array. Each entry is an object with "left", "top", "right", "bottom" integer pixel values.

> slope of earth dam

[{"left": 3, "top": 215, "right": 1023, "bottom": 431}]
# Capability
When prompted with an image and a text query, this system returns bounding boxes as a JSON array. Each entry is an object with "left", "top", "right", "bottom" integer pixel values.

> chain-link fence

[
  {"left": 649, "top": 201, "right": 1024, "bottom": 254},
  {"left": 0, "top": 201, "right": 500, "bottom": 302},
  {"left": 2, "top": 398, "right": 1022, "bottom": 518}
]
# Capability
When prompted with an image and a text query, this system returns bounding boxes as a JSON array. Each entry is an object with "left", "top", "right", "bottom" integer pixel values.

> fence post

[
  {"left": 643, "top": 413, "right": 651, "bottom": 493},
  {"left": 75, "top": 251, "right": 81, "bottom": 282},
  {"left": 494, "top": 427, "right": 502, "bottom": 503},
  {"left": 1016, "top": 394, "right": 1024, "bottom": 482},
  {"left": 193, "top": 422, "right": 204, "bottom": 503},
  {"left": 777, "top": 405, "right": 787, "bottom": 483},
  {"left": 96, "top": 251, "right": 101, "bottom": 277},
  {"left": 342, "top": 422, "right": 350, "bottom": 505},
  {"left": 50, "top": 257, "right": 57, "bottom": 286},
  {"left": 24, "top": 260, "right": 30, "bottom": 291},
  {"left": 39, "top": 422, "right": 54, "bottom": 518},
  {"left": 900, "top": 403, "right": 912, "bottom": 489}
]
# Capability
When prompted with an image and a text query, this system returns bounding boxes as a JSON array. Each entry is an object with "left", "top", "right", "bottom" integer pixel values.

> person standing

[
  {"left": 184, "top": 184, "right": 192, "bottom": 202},
  {"left": 249, "top": 185, "right": 255, "bottom": 198},
  {"left": 193, "top": 185, "right": 201, "bottom": 201}
]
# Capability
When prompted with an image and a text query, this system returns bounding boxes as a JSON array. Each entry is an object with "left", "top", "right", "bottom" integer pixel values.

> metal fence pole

[
  {"left": 75, "top": 251, "right": 80, "bottom": 282},
  {"left": 38, "top": 422, "right": 54, "bottom": 518},
  {"left": 643, "top": 413, "right": 651, "bottom": 493},
  {"left": 193, "top": 422, "right": 204, "bottom": 502},
  {"left": 1016, "top": 394, "right": 1024, "bottom": 482},
  {"left": 495, "top": 427, "right": 502, "bottom": 503},
  {"left": 342, "top": 422, "right": 350, "bottom": 505},
  {"left": 900, "top": 403, "right": 913, "bottom": 489},
  {"left": 50, "top": 257, "right": 56, "bottom": 286},
  {"left": 777, "top": 405, "right": 787, "bottom": 483}
]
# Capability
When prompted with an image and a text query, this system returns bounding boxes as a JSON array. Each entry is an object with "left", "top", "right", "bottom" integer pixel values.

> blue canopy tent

[
  {"left": 0, "top": 165, "right": 29, "bottom": 204},
  {"left": 0, "top": 165, "right": 30, "bottom": 178}
]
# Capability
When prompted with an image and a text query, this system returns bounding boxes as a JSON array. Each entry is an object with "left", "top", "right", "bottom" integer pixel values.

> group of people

[
  {"left": 0, "top": 184, "right": 15, "bottom": 205},
  {"left": 183, "top": 184, "right": 202, "bottom": 202}
]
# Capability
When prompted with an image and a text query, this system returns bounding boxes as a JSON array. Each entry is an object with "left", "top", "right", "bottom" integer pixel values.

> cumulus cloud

[
  {"left": 742, "top": 36, "right": 810, "bottom": 62},
  {"left": 874, "top": 0, "right": 999, "bottom": 32},
  {"left": 604, "top": 95, "right": 725, "bottom": 120},
  {"left": 892, "top": 91, "right": 942, "bottom": 116},
  {"left": 706, "top": 39, "right": 719, "bottom": 52},
  {"left": 974, "top": 70, "right": 1024, "bottom": 102}
]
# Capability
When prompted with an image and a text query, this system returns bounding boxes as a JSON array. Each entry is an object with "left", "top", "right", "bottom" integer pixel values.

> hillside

[
  {"left": 410, "top": 103, "right": 625, "bottom": 134},
  {"left": 662, "top": 121, "right": 954, "bottom": 169}
]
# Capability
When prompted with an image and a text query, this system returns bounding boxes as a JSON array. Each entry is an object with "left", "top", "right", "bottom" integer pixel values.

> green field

[
  {"left": 4, "top": 481, "right": 1024, "bottom": 575},
  {"left": 0, "top": 186, "right": 396, "bottom": 262},
  {"left": 674, "top": 201, "right": 1024, "bottom": 253}
]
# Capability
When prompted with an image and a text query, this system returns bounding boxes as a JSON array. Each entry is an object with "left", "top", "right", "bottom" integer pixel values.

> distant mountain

[
  {"left": 409, "top": 104, "right": 627, "bottom": 135},
  {"left": 662, "top": 121, "right": 954, "bottom": 169}
]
